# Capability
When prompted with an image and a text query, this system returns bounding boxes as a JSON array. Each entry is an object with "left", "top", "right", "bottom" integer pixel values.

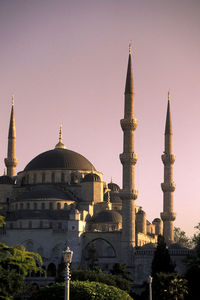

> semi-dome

[
  {"left": 92, "top": 210, "right": 122, "bottom": 224},
  {"left": 24, "top": 148, "right": 96, "bottom": 171},
  {"left": 153, "top": 218, "right": 161, "bottom": 223},
  {"left": 17, "top": 185, "right": 75, "bottom": 201},
  {"left": 108, "top": 182, "right": 120, "bottom": 192}
]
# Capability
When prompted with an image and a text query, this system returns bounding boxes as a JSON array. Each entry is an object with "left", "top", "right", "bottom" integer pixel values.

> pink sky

[{"left": 0, "top": 0, "right": 200, "bottom": 237}]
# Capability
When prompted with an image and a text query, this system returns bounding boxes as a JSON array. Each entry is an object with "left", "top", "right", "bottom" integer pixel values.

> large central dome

[{"left": 24, "top": 148, "right": 95, "bottom": 171}]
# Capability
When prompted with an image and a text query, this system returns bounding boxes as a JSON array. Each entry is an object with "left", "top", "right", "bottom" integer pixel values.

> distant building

[{"left": 0, "top": 44, "right": 189, "bottom": 286}]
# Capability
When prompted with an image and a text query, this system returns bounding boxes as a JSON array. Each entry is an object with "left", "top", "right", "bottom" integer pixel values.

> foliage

[
  {"left": 174, "top": 227, "right": 193, "bottom": 248},
  {"left": 192, "top": 222, "right": 200, "bottom": 247},
  {"left": 0, "top": 207, "right": 5, "bottom": 227},
  {"left": 152, "top": 272, "right": 188, "bottom": 300},
  {"left": 185, "top": 223, "right": 200, "bottom": 299},
  {"left": 29, "top": 281, "right": 134, "bottom": 300},
  {"left": 0, "top": 242, "right": 44, "bottom": 299},
  {"left": 109, "top": 263, "right": 131, "bottom": 281},
  {"left": 57, "top": 268, "right": 131, "bottom": 293},
  {"left": 151, "top": 235, "right": 175, "bottom": 277}
]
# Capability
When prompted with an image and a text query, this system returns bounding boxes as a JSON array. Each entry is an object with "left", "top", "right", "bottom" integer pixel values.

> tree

[
  {"left": 192, "top": 223, "right": 200, "bottom": 247},
  {"left": 0, "top": 207, "right": 5, "bottom": 227},
  {"left": 185, "top": 223, "right": 200, "bottom": 299},
  {"left": 110, "top": 263, "right": 131, "bottom": 281},
  {"left": 57, "top": 268, "right": 131, "bottom": 293},
  {"left": 0, "top": 242, "right": 44, "bottom": 299},
  {"left": 151, "top": 235, "right": 175, "bottom": 277},
  {"left": 29, "top": 281, "right": 134, "bottom": 300},
  {"left": 174, "top": 227, "right": 193, "bottom": 248},
  {"left": 153, "top": 272, "right": 188, "bottom": 300}
]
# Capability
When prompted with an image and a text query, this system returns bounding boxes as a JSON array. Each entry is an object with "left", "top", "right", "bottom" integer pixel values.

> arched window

[
  {"left": 61, "top": 173, "right": 65, "bottom": 183},
  {"left": 33, "top": 173, "right": 37, "bottom": 184},
  {"left": 20, "top": 203, "right": 24, "bottom": 210},
  {"left": 42, "top": 173, "right": 45, "bottom": 183},
  {"left": 49, "top": 202, "right": 53, "bottom": 210},
  {"left": 41, "top": 203, "right": 45, "bottom": 210},
  {"left": 34, "top": 203, "right": 37, "bottom": 210},
  {"left": 64, "top": 203, "right": 68, "bottom": 209},
  {"left": 57, "top": 203, "right": 61, "bottom": 210},
  {"left": 47, "top": 263, "right": 56, "bottom": 277},
  {"left": 51, "top": 172, "right": 55, "bottom": 183},
  {"left": 27, "top": 203, "right": 30, "bottom": 209}
]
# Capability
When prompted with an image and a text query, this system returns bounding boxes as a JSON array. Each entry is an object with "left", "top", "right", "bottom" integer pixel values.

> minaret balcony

[
  {"left": 161, "top": 212, "right": 176, "bottom": 222},
  {"left": 161, "top": 154, "right": 176, "bottom": 165},
  {"left": 120, "top": 153, "right": 138, "bottom": 165},
  {"left": 4, "top": 158, "right": 18, "bottom": 168},
  {"left": 161, "top": 182, "right": 176, "bottom": 192},
  {"left": 120, "top": 189, "right": 138, "bottom": 200},
  {"left": 120, "top": 118, "right": 138, "bottom": 131}
]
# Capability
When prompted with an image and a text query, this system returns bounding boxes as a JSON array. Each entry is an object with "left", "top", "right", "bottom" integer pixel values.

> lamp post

[
  {"left": 148, "top": 275, "right": 153, "bottom": 300},
  {"left": 63, "top": 247, "right": 73, "bottom": 300}
]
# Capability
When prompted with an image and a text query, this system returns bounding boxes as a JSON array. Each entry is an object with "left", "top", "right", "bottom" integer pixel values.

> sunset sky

[{"left": 0, "top": 0, "right": 200, "bottom": 237}]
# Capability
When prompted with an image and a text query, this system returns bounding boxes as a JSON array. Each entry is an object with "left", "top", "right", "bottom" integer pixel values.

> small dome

[
  {"left": 153, "top": 218, "right": 161, "bottom": 223},
  {"left": 137, "top": 209, "right": 145, "bottom": 215},
  {"left": 91, "top": 210, "right": 122, "bottom": 224},
  {"left": 108, "top": 182, "right": 120, "bottom": 192},
  {"left": 110, "top": 194, "right": 122, "bottom": 204},
  {"left": 0, "top": 175, "right": 14, "bottom": 185},
  {"left": 82, "top": 173, "right": 101, "bottom": 182},
  {"left": 24, "top": 148, "right": 95, "bottom": 171}
]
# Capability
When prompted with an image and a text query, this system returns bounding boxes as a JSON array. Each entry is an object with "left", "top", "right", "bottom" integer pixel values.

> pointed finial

[
  {"left": 12, "top": 95, "right": 14, "bottom": 106},
  {"left": 129, "top": 40, "right": 132, "bottom": 54},
  {"left": 168, "top": 91, "right": 170, "bottom": 101},
  {"left": 110, "top": 177, "right": 113, "bottom": 183},
  {"left": 59, "top": 124, "right": 62, "bottom": 143},
  {"left": 55, "top": 125, "right": 66, "bottom": 149}
]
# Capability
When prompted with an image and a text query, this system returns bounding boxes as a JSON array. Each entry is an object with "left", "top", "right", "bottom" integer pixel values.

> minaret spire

[
  {"left": 120, "top": 43, "right": 138, "bottom": 257},
  {"left": 4, "top": 96, "right": 18, "bottom": 177},
  {"left": 161, "top": 94, "right": 176, "bottom": 244}
]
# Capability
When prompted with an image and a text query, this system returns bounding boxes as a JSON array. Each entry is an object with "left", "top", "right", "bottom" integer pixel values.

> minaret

[
  {"left": 161, "top": 93, "right": 176, "bottom": 244},
  {"left": 4, "top": 96, "right": 18, "bottom": 177},
  {"left": 120, "top": 42, "right": 138, "bottom": 254}
]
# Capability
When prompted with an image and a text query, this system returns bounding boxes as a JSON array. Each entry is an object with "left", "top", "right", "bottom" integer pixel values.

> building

[{"left": 0, "top": 44, "right": 189, "bottom": 286}]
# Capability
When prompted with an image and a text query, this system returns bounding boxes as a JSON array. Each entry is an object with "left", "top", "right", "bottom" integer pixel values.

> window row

[{"left": 13, "top": 202, "right": 72, "bottom": 210}]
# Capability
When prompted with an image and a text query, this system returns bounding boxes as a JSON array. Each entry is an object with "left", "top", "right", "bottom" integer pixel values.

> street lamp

[
  {"left": 148, "top": 275, "right": 153, "bottom": 300},
  {"left": 63, "top": 247, "right": 73, "bottom": 300}
]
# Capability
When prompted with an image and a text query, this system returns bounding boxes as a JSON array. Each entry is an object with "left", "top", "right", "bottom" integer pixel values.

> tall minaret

[
  {"left": 161, "top": 93, "right": 176, "bottom": 244},
  {"left": 120, "top": 42, "right": 138, "bottom": 254},
  {"left": 4, "top": 96, "right": 18, "bottom": 177}
]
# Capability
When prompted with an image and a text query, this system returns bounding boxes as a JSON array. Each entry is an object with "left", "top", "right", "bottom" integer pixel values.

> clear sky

[{"left": 0, "top": 0, "right": 200, "bottom": 237}]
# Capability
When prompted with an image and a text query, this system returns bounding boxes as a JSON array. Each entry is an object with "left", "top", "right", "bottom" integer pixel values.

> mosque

[{"left": 0, "top": 44, "right": 189, "bottom": 286}]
